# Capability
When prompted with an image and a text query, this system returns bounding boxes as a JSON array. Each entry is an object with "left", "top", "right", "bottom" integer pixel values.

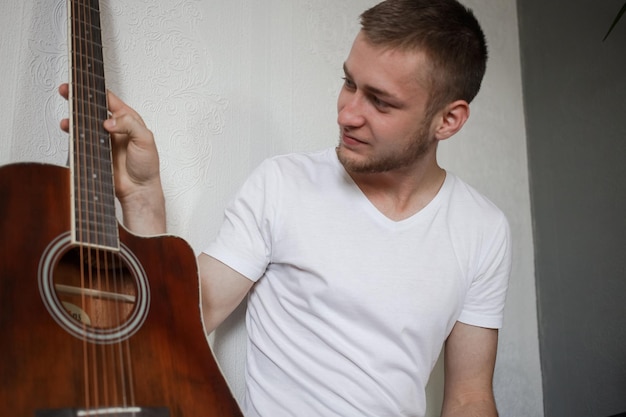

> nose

[{"left": 337, "top": 89, "right": 365, "bottom": 128}]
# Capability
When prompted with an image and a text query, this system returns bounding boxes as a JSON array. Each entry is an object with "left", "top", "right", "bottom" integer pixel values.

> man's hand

[{"left": 59, "top": 84, "right": 166, "bottom": 235}]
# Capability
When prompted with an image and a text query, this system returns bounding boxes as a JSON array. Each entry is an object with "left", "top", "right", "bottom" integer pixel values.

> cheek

[{"left": 375, "top": 119, "right": 420, "bottom": 146}]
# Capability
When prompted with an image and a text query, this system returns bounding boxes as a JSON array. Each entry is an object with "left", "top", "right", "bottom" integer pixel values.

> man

[{"left": 61, "top": 0, "right": 510, "bottom": 416}]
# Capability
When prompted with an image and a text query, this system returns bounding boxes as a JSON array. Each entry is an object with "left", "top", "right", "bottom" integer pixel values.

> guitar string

[
  {"left": 96, "top": 2, "right": 130, "bottom": 406},
  {"left": 92, "top": 0, "right": 109, "bottom": 409},
  {"left": 84, "top": 1, "right": 104, "bottom": 409},
  {"left": 98, "top": 0, "right": 136, "bottom": 408},
  {"left": 86, "top": 0, "right": 130, "bottom": 410},
  {"left": 80, "top": 0, "right": 101, "bottom": 410},
  {"left": 71, "top": 0, "right": 92, "bottom": 411}
]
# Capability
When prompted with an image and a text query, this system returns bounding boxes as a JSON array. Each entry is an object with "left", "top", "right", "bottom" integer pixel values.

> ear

[{"left": 432, "top": 100, "right": 470, "bottom": 141}]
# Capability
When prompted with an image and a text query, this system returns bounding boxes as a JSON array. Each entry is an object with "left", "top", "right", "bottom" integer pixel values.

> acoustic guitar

[{"left": 0, "top": 0, "right": 243, "bottom": 415}]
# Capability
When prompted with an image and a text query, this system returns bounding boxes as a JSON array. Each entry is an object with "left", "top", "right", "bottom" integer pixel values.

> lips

[{"left": 341, "top": 132, "right": 368, "bottom": 147}]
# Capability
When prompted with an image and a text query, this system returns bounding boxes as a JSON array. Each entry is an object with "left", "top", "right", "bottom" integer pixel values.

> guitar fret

[
  {"left": 73, "top": 64, "right": 106, "bottom": 79},
  {"left": 72, "top": 1, "right": 102, "bottom": 29},
  {"left": 74, "top": 191, "right": 116, "bottom": 212},
  {"left": 73, "top": 115, "right": 110, "bottom": 128},
  {"left": 75, "top": 199, "right": 116, "bottom": 211},
  {"left": 71, "top": 29, "right": 102, "bottom": 42},
  {"left": 75, "top": 167, "right": 115, "bottom": 191},
  {"left": 72, "top": 71, "right": 105, "bottom": 86},
  {"left": 73, "top": 139, "right": 111, "bottom": 157},
  {"left": 74, "top": 169, "right": 115, "bottom": 193},
  {"left": 75, "top": 198, "right": 116, "bottom": 210},
  {"left": 76, "top": 197, "right": 116, "bottom": 206},
  {"left": 75, "top": 173, "right": 115, "bottom": 188},
  {"left": 75, "top": 180, "right": 114, "bottom": 190},
  {"left": 75, "top": 230, "right": 119, "bottom": 248},
  {"left": 73, "top": 27, "right": 103, "bottom": 44},
  {"left": 72, "top": 34, "right": 101, "bottom": 45},
  {"left": 75, "top": 210, "right": 116, "bottom": 224},
  {"left": 74, "top": 145, "right": 113, "bottom": 158},
  {"left": 70, "top": 56, "right": 105, "bottom": 70},
  {"left": 73, "top": 120, "right": 108, "bottom": 131},
  {"left": 74, "top": 89, "right": 105, "bottom": 102},
  {"left": 75, "top": 210, "right": 117, "bottom": 224}
]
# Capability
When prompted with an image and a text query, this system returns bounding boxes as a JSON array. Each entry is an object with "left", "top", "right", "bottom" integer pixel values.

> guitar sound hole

[
  {"left": 38, "top": 232, "right": 151, "bottom": 344},
  {"left": 53, "top": 247, "right": 137, "bottom": 329},
  {"left": 36, "top": 406, "right": 170, "bottom": 417}
]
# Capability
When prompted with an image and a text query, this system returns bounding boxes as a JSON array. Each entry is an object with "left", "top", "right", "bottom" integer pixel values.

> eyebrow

[{"left": 343, "top": 63, "right": 402, "bottom": 104}]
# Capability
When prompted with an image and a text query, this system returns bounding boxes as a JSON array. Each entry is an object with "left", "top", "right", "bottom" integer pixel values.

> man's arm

[
  {"left": 99, "top": 90, "right": 253, "bottom": 332},
  {"left": 441, "top": 321, "right": 499, "bottom": 417},
  {"left": 198, "top": 254, "right": 254, "bottom": 333},
  {"left": 61, "top": 85, "right": 252, "bottom": 331}
]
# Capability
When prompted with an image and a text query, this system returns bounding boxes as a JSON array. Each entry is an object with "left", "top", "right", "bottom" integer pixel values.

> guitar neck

[{"left": 68, "top": 0, "right": 119, "bottom": 250}]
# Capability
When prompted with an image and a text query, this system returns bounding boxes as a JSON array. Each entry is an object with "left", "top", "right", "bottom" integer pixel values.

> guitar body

[{"left": 0, "top": 163, "right": 243, "bottom": 416}]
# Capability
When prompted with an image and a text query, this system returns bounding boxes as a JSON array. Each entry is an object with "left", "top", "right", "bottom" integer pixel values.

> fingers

[
  {"left": 58, "top": 83, "right": 69, "bottom": 99},
  {"left": 106, "top": 90, "right": 147, "bottom": 128},
  {"left": 58, "top": 84, "right": 145, "bottom": 131},
  {"left": 59, "top": 84, "right": 70, "bottom": 132},
  {"left": 60, "top": 118, "right": 70, "bottom": 133},
  {"left": 58, "top": 84, "right": 153, "bottom": 149},
  {"left": 104, "top": 90, "right": 152, "bottom": 140}
]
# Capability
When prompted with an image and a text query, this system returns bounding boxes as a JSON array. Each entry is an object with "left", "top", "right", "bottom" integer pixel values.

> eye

[
  {"left": 371, "top": 95, "right": 390, "bottom": 110},
  {"left": 342, "top": 77, "right": 356, "bottom": 91}
]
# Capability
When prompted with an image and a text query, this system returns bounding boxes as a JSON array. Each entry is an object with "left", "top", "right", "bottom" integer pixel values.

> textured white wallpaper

[{"left": 0, "top": 1, "right": 542, "bottom": 416}]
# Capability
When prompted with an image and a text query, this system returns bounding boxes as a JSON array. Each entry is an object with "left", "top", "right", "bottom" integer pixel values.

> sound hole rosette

[{"left": 38, "top": 232, "right": 150, "bottom": 345}]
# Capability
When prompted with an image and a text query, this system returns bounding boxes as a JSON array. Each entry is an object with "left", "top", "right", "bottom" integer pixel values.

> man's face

[{"left": 336, "top": 32, "right": 438, "bottom": 174}]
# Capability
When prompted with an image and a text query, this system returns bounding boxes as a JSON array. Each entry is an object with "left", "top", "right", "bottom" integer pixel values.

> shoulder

[
  {"left": 441, "top": 173, "right": 511, "bottom": 256},
  {"left": 444, "top": 173, "right": 508, "bottom": 227},
  {"left": 254, "top": 148, "right": 340, "bottom": 185},
  {"left": 262, "top": 148, "right": 336, "bottom": 172}
]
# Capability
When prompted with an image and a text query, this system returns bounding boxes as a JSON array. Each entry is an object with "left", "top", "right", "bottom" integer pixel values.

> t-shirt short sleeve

[
  {"left": 204, "top": 159, "right": 278, "bottom": 282},
  {"left": 457, "top": 213, "right": 511, "bottom": 329}
]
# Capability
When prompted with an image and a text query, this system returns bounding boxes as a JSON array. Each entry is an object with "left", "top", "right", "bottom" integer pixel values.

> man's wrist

[{"left": 119, "top": 184, "right": 167, "bottom": 235}]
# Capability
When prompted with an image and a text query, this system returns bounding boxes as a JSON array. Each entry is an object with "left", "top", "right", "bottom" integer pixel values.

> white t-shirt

[{"left": 205, "top": 148, "right": 511, "bottom": 417}]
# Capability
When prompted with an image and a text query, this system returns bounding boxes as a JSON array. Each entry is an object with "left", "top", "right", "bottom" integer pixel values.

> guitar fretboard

[{"left": 70, "top": 0, "right": 119, "bottom": 250}]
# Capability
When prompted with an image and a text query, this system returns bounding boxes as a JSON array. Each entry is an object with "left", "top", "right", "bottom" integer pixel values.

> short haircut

[{"left": 360, "top": 0, "right": 488, "bottom": 116}]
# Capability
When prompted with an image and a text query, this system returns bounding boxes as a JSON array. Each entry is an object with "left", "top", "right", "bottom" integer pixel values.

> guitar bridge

[{"left": 36, "top": 407, "right": 170, "bottom": 417}]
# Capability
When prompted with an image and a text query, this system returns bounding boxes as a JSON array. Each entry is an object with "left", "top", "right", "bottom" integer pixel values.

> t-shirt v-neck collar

[{"left": 328, "top": 149, "right": 451, "bottom": 229}]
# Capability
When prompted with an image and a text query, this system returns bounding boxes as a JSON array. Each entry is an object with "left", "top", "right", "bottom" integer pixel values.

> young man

[{"left": 61, "top": 0, "right": 510, "bottom": 416}]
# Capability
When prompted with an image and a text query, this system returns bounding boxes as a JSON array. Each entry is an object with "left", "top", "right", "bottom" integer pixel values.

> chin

[
  {"left": 336, "top": 145, "right": 362, "bottom": 170},
  {"left": 336, "top": 148, "right": 380, "bottom": 174}
]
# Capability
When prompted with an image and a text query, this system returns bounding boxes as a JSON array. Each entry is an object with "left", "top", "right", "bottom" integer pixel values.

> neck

[{"left": 347, "top": 158, "right": 446, "bottom": 221}]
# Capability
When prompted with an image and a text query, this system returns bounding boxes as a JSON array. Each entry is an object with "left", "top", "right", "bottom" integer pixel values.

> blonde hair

[{"left": 360, "top": 0, "right": 487, "bottom": 115}]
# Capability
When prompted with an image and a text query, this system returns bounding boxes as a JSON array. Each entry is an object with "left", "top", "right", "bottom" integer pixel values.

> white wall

[{"left": 0, "top": 1, "right": 542, "bottom": 416}]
